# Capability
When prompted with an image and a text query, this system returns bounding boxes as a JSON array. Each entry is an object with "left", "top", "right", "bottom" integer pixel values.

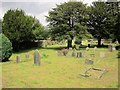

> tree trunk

[
  {"left": 12, "top": 41, "right": 19, "bottom": 52},
  {"left": 98, "top": 38, "right": 101, "bottom": 47},
  {"left": 67, "top": 40, "right": 72, "bottom": 48}
]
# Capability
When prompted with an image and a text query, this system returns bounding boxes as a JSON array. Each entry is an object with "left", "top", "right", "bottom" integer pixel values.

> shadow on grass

[{"left": 12, "top": 44, "right": 120, "bottom": 54}]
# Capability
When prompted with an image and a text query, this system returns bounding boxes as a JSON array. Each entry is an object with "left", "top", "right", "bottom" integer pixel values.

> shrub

[{"left": 0, "top": 34, "right": 12, "bottom": 61}]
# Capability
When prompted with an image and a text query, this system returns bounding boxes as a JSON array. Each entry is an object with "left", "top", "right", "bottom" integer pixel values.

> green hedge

[{"left": 0, "top": 34, "right": 12, "bottom": 61}]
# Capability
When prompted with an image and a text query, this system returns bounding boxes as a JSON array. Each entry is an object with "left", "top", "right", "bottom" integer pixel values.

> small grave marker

[
  {"left": 72, "top": 52, "right": 76, "bottom": 57},
  {"left": 100, "top": 52, "right": 105, "bottom": 58},
  {"left": 108, "top": 45, "right": 112, "bottom": 52},
  {"left": 94, "top": 46, "right": 97, "bottom": 51},
  {"left": 34, "top": 50, "right": 40, "bottom": 65},
  {"left": 16, "top": 55, "right": 20, "bottom": 63},
  {"left": 26, "top": 53, "right": 29, "bottom": 59}
]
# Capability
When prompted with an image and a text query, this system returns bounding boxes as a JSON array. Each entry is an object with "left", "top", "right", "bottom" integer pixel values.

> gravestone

[
  {"left": 72, "top": 52, "right": 76, "bottom": 57},
  {"left": 100, "top": 52, "right": 105, "bottom": 58},
  {"left": 34, "top": 50, "right": 40, "bottom": 65},
  {"left": 85, "top": 59, "right": 93, "bottom": 65},
  {"left": 108, "top": 45, "right": 112, "bottom": 52},
  {"left": 77, "top": 52, "right": 82, "bottom": 58},
  {"left": 16, "top": 56, "right": 20, "bottom": 63},
  {"left": 82, "top": 52, "right": 86, "bottom": 57},
  {"left": 94, "top": 46, "right": 97, "bottom": 51},
  {"left": 26, "top": 53, "right": 29, "bottom": 59}
]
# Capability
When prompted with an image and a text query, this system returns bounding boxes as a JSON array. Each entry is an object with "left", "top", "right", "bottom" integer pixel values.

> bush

[{"left": 0, "top": 34, "right": 12, "bottom": 61}]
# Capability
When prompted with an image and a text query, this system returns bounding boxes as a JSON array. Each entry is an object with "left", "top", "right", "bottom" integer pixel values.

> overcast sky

[{"left": 0, "top": 0, "right": 97, "bottom": 26}]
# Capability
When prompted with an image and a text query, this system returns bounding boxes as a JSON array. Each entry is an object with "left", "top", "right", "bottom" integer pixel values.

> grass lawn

[{"left": 2, "top": 44, "right": 118, "bottom": 88}]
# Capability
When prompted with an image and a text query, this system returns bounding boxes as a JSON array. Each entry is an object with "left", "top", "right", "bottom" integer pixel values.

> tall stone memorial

[{"left": 34, "top": 50, "right": 40, "bottom": 65}]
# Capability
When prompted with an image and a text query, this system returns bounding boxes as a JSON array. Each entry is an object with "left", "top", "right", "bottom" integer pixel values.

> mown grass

[{"left": 2, "top": 44, "right": 118, "bottom": 88}]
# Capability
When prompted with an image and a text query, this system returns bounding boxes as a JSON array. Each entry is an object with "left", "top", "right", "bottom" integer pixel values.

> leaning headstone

[
  {"left": 16, "top": 55, "right": 20, "bottom": 63},
  {"left": 26, "top": 53, "right": 29, "bottom": 59},
  {"left": 85, "top": 59, "right": 93, "bottom": 65},
  {"left": 94, "top": 46, "right": 97, "bottom": 51},
  {"left": 34, "top": 50, "right": 40, "bottom": 65},
  {"left": 108, "top": 45, "right": 112, "bottom": 52},
  {"left": 100, "top": 52, "right": 105, "bottom": 58},
  {"left": 72, "top": 52, "right": 76, "bottom": 57}
]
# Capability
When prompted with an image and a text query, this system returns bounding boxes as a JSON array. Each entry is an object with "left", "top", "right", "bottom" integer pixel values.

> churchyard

[{"left": 2, "top": 42, "right": 118, "bottom": 88}]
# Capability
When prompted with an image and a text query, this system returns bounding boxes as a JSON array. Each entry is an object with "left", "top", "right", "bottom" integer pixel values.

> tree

[
  {"left": 106, "top": 1, "right": 120, "bottom": 43},
  {"left": 46, "top": 1, "right": 88, "bottom": 48},
  {"left": 87, "top": 2, "right": 110, "bottom": 46},
  {"left": 2, "top": 9, "right": 44, "bottom": 51}
]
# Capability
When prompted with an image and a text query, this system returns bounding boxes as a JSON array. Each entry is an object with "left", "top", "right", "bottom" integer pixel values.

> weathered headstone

[
  {"left": 85, "top": 59, "right": 93, "bottom": 65},
  {"left": 108, "top": 45, "right": 112, "bottom": 52},
  {"left": 94, "top": 46, "right": 97, "bottom": 51},
  {"left": 34, "top": 50, "right": 40, "bottom": 65},
  {"left": 100, "top": 52, "right": 105, "bottom": 58},
  {"left": 77, "top": 52, "right": 82, "bottom": 58},
  {"left": 26, "top": 53, "right": 29, "bottom": 59},
  {"left": 82, "top": 52, "right": 86, "bottom": 57},
  {"left": 72, "top": 52, "right": 76, "bottom": 57},
  {"left": 16, "top": 55, "right": 20, "bottom": 63}
]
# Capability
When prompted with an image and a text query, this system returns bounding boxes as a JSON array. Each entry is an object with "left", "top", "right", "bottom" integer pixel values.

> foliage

[
  {"left": 87, "top": 2, "right": 110, "bottom": 46},
  {"left": 106, "top": 1, "right": 120, "bottom": 44},
  {"left": 46, "top": 1, "right": 88, "bottom": 48},
  {"left": 0, "top": 33, "right": 12, "bottom": 61},
  {"left": 2, "top": 9, "right": 44, "bottom": 51},
  {"left": 74, "top": 36, "right": 82, "bottom": 44}
]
